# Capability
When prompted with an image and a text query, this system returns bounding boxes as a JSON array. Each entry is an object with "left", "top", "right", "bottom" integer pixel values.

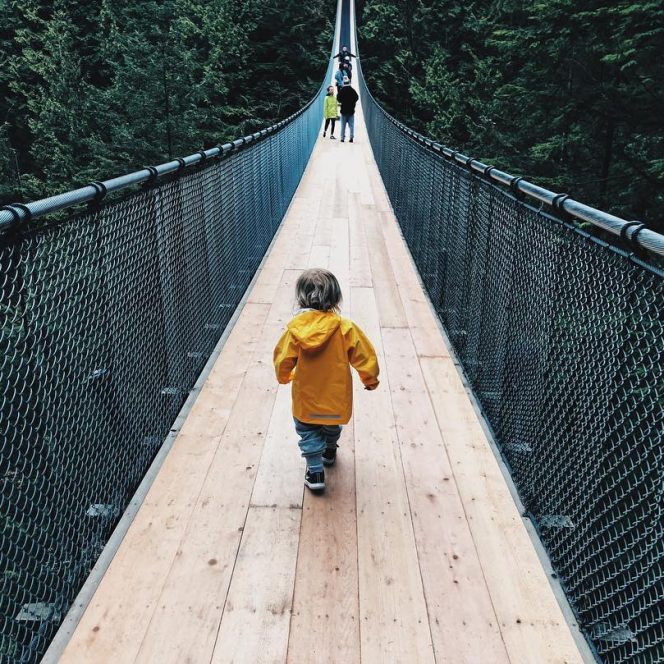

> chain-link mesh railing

[
  {"left": 0, "top": 55, "right": 333, "bottom": 661},
  {"left": 359, "top": 64, "right": 664, "bottom": 664}
]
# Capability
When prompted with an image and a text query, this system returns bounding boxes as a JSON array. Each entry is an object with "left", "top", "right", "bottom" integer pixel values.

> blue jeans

[
  {"left": 294, "top": 418, "right": 342, "bottom": 472},
  {"left": 340, "top": 114, "right": 355, "bottom": 140}
]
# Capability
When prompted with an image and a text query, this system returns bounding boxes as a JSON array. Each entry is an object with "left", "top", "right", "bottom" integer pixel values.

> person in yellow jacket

[
  {"left": 273, "top": 268, "right": 379, "bottom": 491},
  {"left": 322, "top": 85, "right": 339, "bottom": 139}
]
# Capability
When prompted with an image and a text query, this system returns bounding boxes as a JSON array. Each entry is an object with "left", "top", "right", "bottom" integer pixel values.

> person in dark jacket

[
  {"left": 336, "top": 77, "right": 359, "bottom": 143},
  {"left": 334, "top": 45, "right": 356, "bottom": 62},
  {"left": 334, "top": 67, "right": 345, "bottom": 93}
]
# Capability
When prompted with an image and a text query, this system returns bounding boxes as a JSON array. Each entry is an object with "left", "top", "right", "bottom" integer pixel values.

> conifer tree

[
  {"left": 0, "top": 0, "right": 333, "bottom": 204},
  {"left": 359, "top": 0, "right": 664, "bottom": 231}
]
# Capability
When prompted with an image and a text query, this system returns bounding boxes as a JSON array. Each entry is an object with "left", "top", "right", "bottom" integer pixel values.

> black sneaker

[
  {"left": 322, "top": 447, "right": 337, "bottom": 466},
  {"left": 340, "top": 138, "right": 345, "bottom": 143},
  {"left": 349, "top": 137, "right": 354, "bottom": 143},
  {"left": 304, "top": 468, "right": 325, "bottom": 491},
  {"left": 322, "top": 132, "right": 326, "bottom": 137},
  {"left": 330, "top": 135, "right": 336, "bottom": 140}
]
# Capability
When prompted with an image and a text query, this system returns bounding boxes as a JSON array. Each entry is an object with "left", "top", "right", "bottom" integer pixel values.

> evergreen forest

[
  {"left": 0, "top": 0, "right": 334, "bottom": 205},
  {"left": 357, "top": 0, "right": 664, "bottom": 233},
  {"left": 1, "top": 1, "right": 663, "bottom": 233}
]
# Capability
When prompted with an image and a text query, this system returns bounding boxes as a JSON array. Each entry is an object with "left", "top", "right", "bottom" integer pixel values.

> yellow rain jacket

[
  {"left": 323, "top": 93, "right": 338, "bottom": 120},
  {"left": 273, "top": 309, "right": 379, "bottom": 425}
]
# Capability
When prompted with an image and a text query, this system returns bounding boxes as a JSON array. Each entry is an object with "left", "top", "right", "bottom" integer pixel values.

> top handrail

[{"left": 357, "top": 61, "right": 664, "bottom": 259}]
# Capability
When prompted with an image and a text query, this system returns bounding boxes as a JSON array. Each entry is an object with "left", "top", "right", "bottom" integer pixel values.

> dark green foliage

[
  {"left": 359, "top": 0, "right": 664, "bottom": 233},
  {"left": 0, "top": 0, "right": 333, "bottom": 203}
]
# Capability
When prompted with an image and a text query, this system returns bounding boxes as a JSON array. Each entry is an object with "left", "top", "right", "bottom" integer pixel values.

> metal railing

[
  {"left": 0, "top": 55, "right": 334, "bottom": 664},
  {"left": 358, "top": 58, "right": 664, "bottom": 664}
]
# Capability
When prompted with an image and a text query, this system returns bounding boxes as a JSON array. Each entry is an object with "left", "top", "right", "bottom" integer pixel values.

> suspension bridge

[{"left": 1, "top": 0, "right": 662, "bottom": 662}]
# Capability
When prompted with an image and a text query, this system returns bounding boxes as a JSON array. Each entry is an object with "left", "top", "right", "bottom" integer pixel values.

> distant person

[
  {"left": 334, "top": 67, "right": 345, "bottom": 93},
  {"left": 344, "top": 56, "right": 353, "bottom": 74},
  {"left": 336, "top": 76, "right": 359, "bottom": 143},
  {"left": 334, "top": 45, "right": 356, "bottom": 63},
  {"left": 322, "top": 85, "right": 338, "bottom": 139},
  {"left": 273, "top": 268, "right": 379, "bottom": 492},
  {"left": 341, "top": 62, "right": 352, "bottom": 83}
]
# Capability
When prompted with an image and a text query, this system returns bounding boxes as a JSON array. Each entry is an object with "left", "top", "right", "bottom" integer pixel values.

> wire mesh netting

[
  {"left": 0, "top": 61, "right": 331, "bottom": 662},
  {"left": 360, "top": 69, "right": 664, "bottom": 664}
]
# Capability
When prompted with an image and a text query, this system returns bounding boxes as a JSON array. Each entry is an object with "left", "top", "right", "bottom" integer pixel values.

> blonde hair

[{"left": 296, "top": 268, "right": 342, "bottom": 312}]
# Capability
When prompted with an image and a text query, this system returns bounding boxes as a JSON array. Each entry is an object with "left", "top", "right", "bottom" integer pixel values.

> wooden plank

[
  {"left": 122, "top": 184, "right": 324, "bottom": 662},
  {"left": 359, "top": 129, "right": 448, "bottom": 355},
  {"left": 132, "top": 269, "right": 299, "bottom": 663},
  {"left": 285, "top": 228, "right": 316, "bottom": 270},
  {"left": 358, "top": 169, "right": 374, "bottom": 207},
  {"left": 248, "top": 261, "right": 286, "bottom": 305},
  {"left": 286, "top": 195, "right": 319, "bottom": 218},
  {"left": 133, "top": 361, "right": 279, "bottom": 664},
  {"left": 247, "top": 205, "right": 312, "bottom": 305},
  {"left": 284, "top": 199, "right": 319, "bottom": 271},
  {"left": 378, "top": 210, "right": 450, "bottom": 358},
  {"left": 247, "top": 225, "right": 298, "bottom": 306},
  {"left": 249, "top": 161, "right": 323, "bottom": 305},
  {"left": 312, "top": 174, "right": 336, "bottom": 245},
  {"left": 287, "top": 421, "right": 360, "bottom": 664},
  {"left": 345, "top": 148, "right": 362, "bottom": 196},
  {"left": 328, "top": 216, "right": 350, "bottom": 306},
  {"left": 316, "top": 172, "right": 337, "bottom": 224},
  {"left": 350, "top": 287, "right": 435, "bottom": 663},
  {"left": 332, "top": 164, "right": 349, "bottom": 219},
  {"left": 287, "top": 142, "right": 360, "bottom": 661},
  {"left": 298, "top": 146, "right": 329, "bottom": 195},
  {"left": 363, "top": 204, "right": 408, "bottom": 328},
  {"left": 256, "top": 269, "right": 301, "bottom": 356},
  {"left": 376, "top": 210, "right": 423, "bottom": 292},
  {"left": 250, "top": 384, "right": 303, "bottom": 509},
  {"left": 360, "top": 140, "right": 392, "bottom": 213},
  {"left": 211, "top": 506, "right": 301, "bottom": 664},
  {"left": 382, "top": 327, "right": 509, "bottom": 663},
  {"left": 59, "top": 302, "right": 270, "bottom": 663},
  {"left": 348, "top": 193, "right": 372, "bottom": 288},
  {"left": 353, "top": 139, "right": 374, "bottom": 207},
  {"left": 308, "top": 244, "right": 330, "bottom": 269},
  {"left": 420, "top": 357, "right": 583, "bottom": 663},
  {"left": 369, "top": 172, "right": 392, "bottom": 212},
  {"left": 344, "top": 140, "right": 372, "bottom": 206}
]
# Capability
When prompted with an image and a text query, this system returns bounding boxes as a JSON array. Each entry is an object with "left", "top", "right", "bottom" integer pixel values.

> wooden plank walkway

[{"left": 59, "top": 101, "right": 585, "bottom": 664}]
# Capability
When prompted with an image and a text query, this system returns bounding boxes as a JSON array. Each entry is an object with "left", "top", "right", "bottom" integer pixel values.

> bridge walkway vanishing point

[{"left": 56, "top": 98, "right": 587, "bottom": 664}]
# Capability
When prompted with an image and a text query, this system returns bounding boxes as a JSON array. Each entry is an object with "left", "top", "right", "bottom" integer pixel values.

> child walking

[
  {"left": 323, "top": 85, "right": 338, "bottom": 139},
  {"left": 273, "top": 268, "right": 379, "bottom": 491}
]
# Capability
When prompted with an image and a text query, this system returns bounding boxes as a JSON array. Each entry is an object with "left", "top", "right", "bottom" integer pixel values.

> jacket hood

[{"left": 288, "top": 310, "right": 341, "bottom": 350}]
